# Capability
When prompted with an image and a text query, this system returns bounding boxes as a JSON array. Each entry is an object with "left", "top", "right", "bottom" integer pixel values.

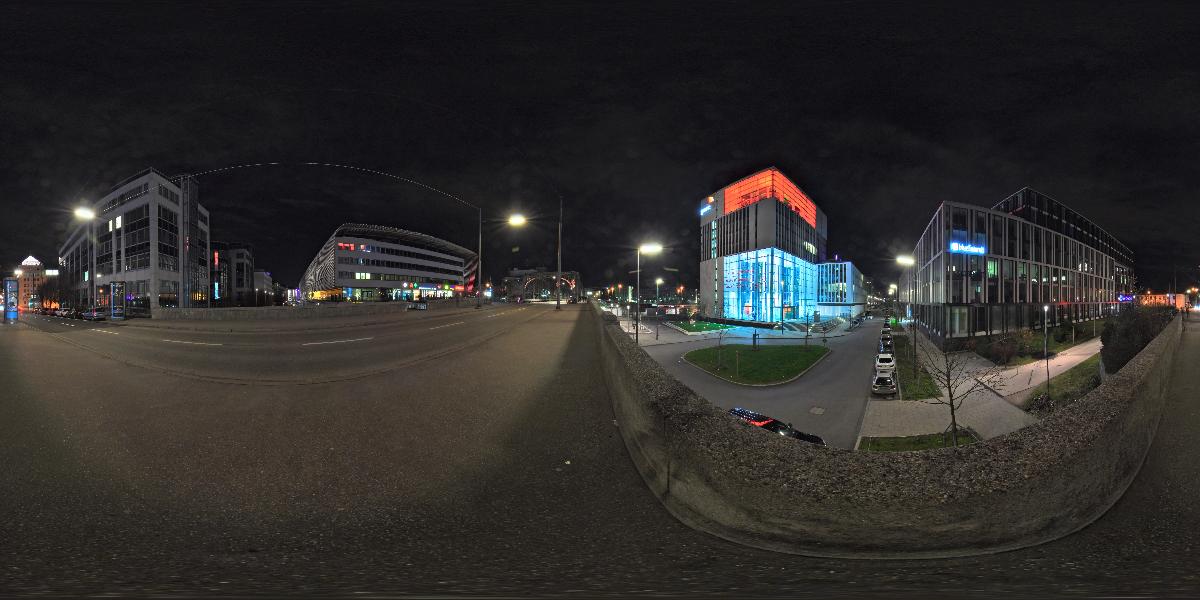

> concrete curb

[{"left": 678, "top": 344, "right": 832, "bottom": 388}]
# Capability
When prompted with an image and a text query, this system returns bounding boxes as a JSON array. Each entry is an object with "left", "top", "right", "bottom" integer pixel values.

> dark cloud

[{"left": 2, "top": 1, "right": 1199, "bottom": 290}]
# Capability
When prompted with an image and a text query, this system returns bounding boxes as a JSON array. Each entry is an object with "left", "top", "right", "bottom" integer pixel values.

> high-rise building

[
  {"left": 699, "top": 167, "right": 863, "bottom": 324},
  {"left": 899, "top": 187, "right": 1134, "bottom": 347},
  {"left": 59, "top": 168, "right": 210, "bottom": 316},
  {"left": 211, "top": 241, "right": 255, "bottom": 307}
]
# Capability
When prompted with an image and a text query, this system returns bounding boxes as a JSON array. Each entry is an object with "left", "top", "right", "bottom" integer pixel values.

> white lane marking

[
  {"left": 428, "top": 321, "right": 465, "bottom": 330},
  {"left": 301, "top": 336, "right": 374, "bottom": 346},
  {"left": 92, "top": 329, "right": 119, "bottom": 335},
  {"left": 161, "top": 339, "right": 224, "bottom": 346}
]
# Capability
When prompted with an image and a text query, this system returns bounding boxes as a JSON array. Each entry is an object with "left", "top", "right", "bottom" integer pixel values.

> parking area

[{"left": 638, "top": 315, "right": 889, "bottom": 449}]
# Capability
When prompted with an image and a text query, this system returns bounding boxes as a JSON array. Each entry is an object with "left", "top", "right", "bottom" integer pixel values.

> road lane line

[
  {"left": 92, "top": 329, "right": 119, "bottom": 335},
  {"left": 162, "top": 339, "right": 224, "bottom": 346},
  {"left": 428, "top": 321, "right": 465, "bottom": 330},
  {"left": 301, "top": 336, "right": 374, "bottom": 346}
]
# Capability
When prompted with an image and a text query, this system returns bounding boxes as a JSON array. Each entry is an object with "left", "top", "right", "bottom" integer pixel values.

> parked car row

[
  {"left": 729, "top": 407, "right": 826, "bottom": 446},
  {"left": 35, "top": 306, "right": 106, "bottom": 320},
  {"left": 872, "top": 320, "right": 898, "bottom": 397}
]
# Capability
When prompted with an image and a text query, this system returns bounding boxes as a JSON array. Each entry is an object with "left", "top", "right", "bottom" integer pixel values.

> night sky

[{"left": 3, "top": 1, "right": 1198, "bottom": 292}]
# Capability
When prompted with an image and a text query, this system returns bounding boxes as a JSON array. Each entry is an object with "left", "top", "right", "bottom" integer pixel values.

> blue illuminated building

[{"left": 699, "top": 168, "right": 863, "bottom": 325}]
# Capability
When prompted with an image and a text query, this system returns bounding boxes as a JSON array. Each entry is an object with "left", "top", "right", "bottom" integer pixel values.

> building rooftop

[{"left": 333, "top": 223, "right": 476, "bottom": 260}]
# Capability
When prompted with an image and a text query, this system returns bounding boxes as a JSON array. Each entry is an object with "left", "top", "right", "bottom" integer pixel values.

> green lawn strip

[
  {"left": 673, "top": 320, "right": 736, "bottom": 333},
  {"left": 888, "top": 336, "right": 941, "bottom": 400},
  {"left": 859, "top": 431, "right": 977, "bottom": 452},
  {"left": 974, "top": 327, "right": 1098, "bottom": 365},
  {"left": 1043, "top": 353, "right": 1102, "bottom": 403},
  {"left": 683, "top": 343, "right": 829, "bottom": 385}
]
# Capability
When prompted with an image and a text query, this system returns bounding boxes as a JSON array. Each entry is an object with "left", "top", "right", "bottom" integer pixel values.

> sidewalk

[
  {"left": 992, "top": 337, "right": 1102, "bottom": 398},
  {"left": 859, "top": 327, "right": 1039, "bottom": 441}
]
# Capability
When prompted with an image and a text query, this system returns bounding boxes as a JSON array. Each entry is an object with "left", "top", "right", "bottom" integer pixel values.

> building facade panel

[
  {"left": 58, "top": 168, "right": 210, "bottom": 316},
  {"left": 901, "top": 189, "right": 1133, "bottom": 346},
  {"left": 300, "top": 223, "right": 476, "bottom": 302}
]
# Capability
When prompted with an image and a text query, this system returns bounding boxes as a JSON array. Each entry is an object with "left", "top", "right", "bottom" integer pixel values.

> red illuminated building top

[{"left": 723, "top": 167, "right": 817, "bottom": 228}]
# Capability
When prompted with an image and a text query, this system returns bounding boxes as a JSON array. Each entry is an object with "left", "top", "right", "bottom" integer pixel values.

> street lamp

[
  {"left": 506, "top": 198, "right": 565, "bottom": 309},
  {"left": 73, "top": 205, "right": 96, "bottom": 309},
  {"left": 635, "top": 243, "right": 663, "bottom": 344},
  {"left": 13, "top": 269, "right": 22, "bottom": 277},
  {"left": 655, "top": 277, "right": 664, "bottom": 304},
  {"left": 1043, "top": 304, "right": 1050, "bottom": 400}
]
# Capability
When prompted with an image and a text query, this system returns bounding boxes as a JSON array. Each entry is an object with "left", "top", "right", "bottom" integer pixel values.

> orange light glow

[{"left": 722, "top": 168, "right": 817, "bottom": 228}]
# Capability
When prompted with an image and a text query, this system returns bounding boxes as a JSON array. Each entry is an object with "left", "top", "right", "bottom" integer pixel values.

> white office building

[{"left": 58, "top": 168, "right": 211, "bottom": 316}]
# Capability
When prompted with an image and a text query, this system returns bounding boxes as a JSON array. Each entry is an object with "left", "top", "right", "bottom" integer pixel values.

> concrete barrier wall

[
  {"left": 151, "top": 299, "right": 473, "bottom": 321},
  {"left": 592, "top": 301, "right": 1181, "bottom": 558}
]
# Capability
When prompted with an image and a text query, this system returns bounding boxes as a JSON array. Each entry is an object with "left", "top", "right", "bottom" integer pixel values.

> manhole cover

[{"left": 809, "top": 407, "right": 826, "bottom": 415}]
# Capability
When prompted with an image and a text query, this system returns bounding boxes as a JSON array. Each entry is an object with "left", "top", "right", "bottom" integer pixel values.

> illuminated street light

[
  {"left": 73, "top": 204, "right": 98, "bottom": 309},
  {"left": 13, "top": 269, "right": 22, "bottom": 277},
  {"left": 655, "top": 277, "right": 664, "bottom": 304},
  {"left": 635, "top": 242, "right": 664, "bottom": 343},
  {"left": 507, "top": 214, "right": 527, "bottom": 227},
  {"left": 896, "top": 255, "right": 915, "bottom": 266}
]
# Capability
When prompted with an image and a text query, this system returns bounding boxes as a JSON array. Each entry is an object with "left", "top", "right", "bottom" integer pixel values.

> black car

[
  {"left": 879, "top": 340, "right": 894, "bottom": 353},
  {"left": 728, "top": 407, "right": 826, "bottom": 446}
]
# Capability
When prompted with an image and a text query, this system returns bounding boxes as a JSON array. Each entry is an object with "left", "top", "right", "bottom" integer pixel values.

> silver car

[{"left": 871, "top": 372, "right": 898, "bottom": 396}]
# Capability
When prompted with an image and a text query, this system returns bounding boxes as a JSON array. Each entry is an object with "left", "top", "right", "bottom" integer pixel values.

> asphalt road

[
  {"left": 1, "top": 305, "right": 1197, "bottom": 597},
  {"left": 641, "top": 319, "right": 885, "bottom": 448}
]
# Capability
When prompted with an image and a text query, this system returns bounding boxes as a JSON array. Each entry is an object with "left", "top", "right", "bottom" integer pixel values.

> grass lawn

[
  {"left": 1043, "top": 353, "right": 1103, "bottom": 404},
  {"left": 859, "top": 431, "right": 977, "bottom": 452},
  {"left": 673, "top": 320, "right": 736, "bottom": 333},
  {"left": 888, "top": 336, "right": 941, "bottom": 400},
  {"left": 684, "top": 343, "right": 829, "bottom": 385}
]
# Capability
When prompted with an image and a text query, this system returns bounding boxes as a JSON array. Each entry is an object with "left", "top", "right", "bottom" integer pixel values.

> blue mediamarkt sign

[{"left": 948, "top": 241, "right": 986, "bottom": 255}]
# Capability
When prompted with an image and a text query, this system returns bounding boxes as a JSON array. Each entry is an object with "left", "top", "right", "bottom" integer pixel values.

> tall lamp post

[
  {"left": 73, "top": 206, "right": 96, "bottom": 309},
  {"left": 1043, "top": 304, "right": 1050, "bottom": 399},
  {"left": 508, "top": 209, "right": 565, "bottom": 307},
  {"left": 635, "top": 243, "right": 663, "bottom": 344},
  {"left": 655, "top": 277, "right": 663, "bottom": 304}
]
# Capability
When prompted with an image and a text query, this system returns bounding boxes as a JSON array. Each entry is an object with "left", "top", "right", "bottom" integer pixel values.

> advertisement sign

[
  {"left": 3, "top": 278, "right": 17, "bottom": 323},
  {"left": 110, "top": 280, "right": 126, "bottom": 320},
  {"left": 1117, "top": 294, "right": 1134, "bottom": 303},
  {"left": 948, "top": 241, "right": 986, "bottom": 255}
]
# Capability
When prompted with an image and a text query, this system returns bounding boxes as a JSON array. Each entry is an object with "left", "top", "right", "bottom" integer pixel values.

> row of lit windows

[
  {"left": 335, "top": 255, "right": 463, "bottom": 276},
  {"left": 336, "top": 271, "right": 457, "bottom": 284},
  {"left": 335, "top": 241, "right": 464, "bottom": 266}
]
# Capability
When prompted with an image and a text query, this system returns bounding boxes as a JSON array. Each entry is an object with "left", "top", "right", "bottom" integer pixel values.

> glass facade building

[
  {"left": 817, "top": 261, "right": 866, "bottom": 319},
  {"left": 700, "top": 167, "right": 860, "bottom": 325},
  {"left": 899, "top": 188, "right": 1134, "bottom": 346}
]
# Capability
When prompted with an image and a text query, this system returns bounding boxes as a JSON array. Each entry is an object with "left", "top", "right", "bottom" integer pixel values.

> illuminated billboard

[
  {"left": 948, "top": 241, "right": 986, "bottom": 255},
  {"left": 722, "top": 168, "right": 818, "bottom": 228}
]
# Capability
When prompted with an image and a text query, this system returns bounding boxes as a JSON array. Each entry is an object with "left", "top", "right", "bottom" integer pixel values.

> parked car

[
  {"left": 880, "top": 332, "right": 893, "bottom": 342},
  {"left": 728, "top": 407, "right": 826, "bottom": 446},
  {"left": 81, "top": 307, "right": 107, "bottom": 321},
  {"left": 60, "top": 307, "right": 82, "bottom": 319},
  {"left": 879, "top": 340, "right": 894, "bottom": 353},
  {"left": 881, "top": 323, "right": 891, "bottom": 334},
  {"left": 875, "top": 353, "right": 896, "bottom": 372},
  {"left": 871, "top": 372, "right": 898, "bottom": 396}
]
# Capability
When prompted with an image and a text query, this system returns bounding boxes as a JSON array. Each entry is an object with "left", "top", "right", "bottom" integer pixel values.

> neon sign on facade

[{"left": 948, "top": 241, "right": 986, "bottom": 255}]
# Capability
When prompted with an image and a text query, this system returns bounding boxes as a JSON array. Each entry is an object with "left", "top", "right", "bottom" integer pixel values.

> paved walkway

[
  {"left": 858, "top": 327, "right": 1039, "bottom": 442},
  {"left": 996, "top": 337, "right": 1102, "bottom": 405}
]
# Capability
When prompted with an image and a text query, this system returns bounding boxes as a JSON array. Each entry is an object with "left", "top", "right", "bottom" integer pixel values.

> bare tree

[{"left": 915, "top": 338, "right": 1007, "bottom": 447}]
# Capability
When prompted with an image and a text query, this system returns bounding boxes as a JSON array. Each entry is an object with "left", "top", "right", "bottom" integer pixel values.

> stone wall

[{"left": 592, "top": 301, "right": 1180, "bottom": 558}]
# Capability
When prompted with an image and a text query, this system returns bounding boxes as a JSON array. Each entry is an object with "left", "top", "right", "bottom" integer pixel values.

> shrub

[
  {"left": 990, "top": 335, "right": 1018, "bottom": 365},
  {"left": 1100, "top": 306, "right": 1175, "bottom": 372},
  {"left": 1053, "top": 325, "right": 1068, "bottom": 343}
]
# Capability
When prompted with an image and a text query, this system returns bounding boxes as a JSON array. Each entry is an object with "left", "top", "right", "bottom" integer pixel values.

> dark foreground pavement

[{"left": 1, "top": 305, "right": 1197, "bottom": 597}]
